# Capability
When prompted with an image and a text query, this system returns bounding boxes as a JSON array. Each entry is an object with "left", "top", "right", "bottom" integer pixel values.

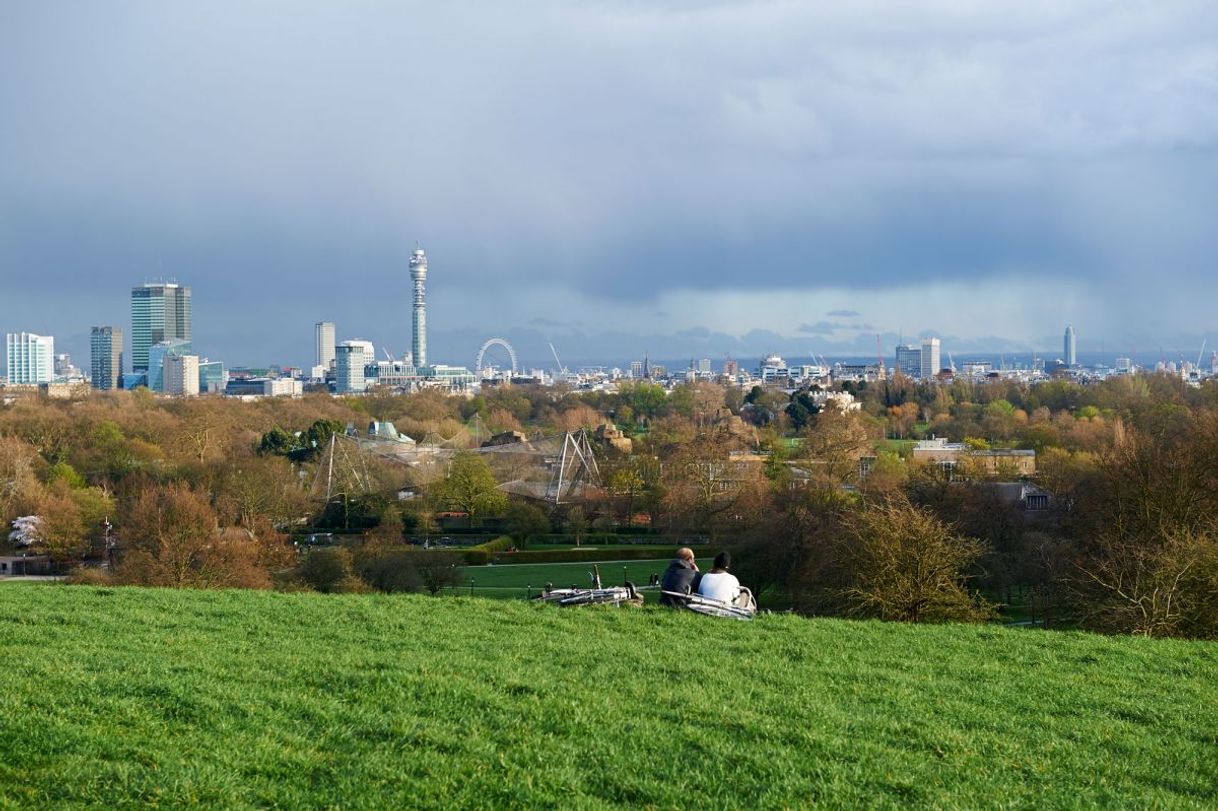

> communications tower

[{"left": 410, "top": 247, "right": 428, "bottom": 368}]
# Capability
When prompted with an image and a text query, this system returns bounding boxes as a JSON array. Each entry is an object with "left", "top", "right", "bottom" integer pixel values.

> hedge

[
  {"left": 486, "top": 548, "right": 681, "bottom": 565},
  {"left": 462, "top": 536, "right": 515, "bottom": 565}
]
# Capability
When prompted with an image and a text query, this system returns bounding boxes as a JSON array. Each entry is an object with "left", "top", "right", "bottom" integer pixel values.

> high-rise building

[
  {"left": 920, "top": 338, "right": 941, "bottom": 381},
  {"left": 895, "top": 344, "right": 922, "bottom": 378},
  {"left": 722, "top": 358, "right": 738, "bottom": 378},
  {"left": 315, "top": 321, "right": 336, "bottom": 370},
  {"left": 147, "top": 339, "right": 191, "bottom": 392},
  {"left": 131, "top": 282, "right": 191, "bottom": 373},
  {"left": 409, "top": 248, "right": 428, "bottom": 368},
  {"left": 5, "top": 333, "right": 54, "bottom": 384},
  {"left": 164, "top": 354, "right": 200, "bottom": 396},
  {"left": 1064, "top": 325, "right": 1077, "bottom": 367},
  {"left": 630, "top": 361, "right": 643, "bottom": 378},
  {"left": 90, "top": 326, "right": 123, "bottom": 391},
  {"left": 335, "top": 341, "right": 367, "bottom": 393}
]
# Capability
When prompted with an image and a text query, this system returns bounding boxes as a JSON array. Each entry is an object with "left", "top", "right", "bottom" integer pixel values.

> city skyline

[
  {"left": 3, "top": 270, "right": 1213, "bottom": 376},
  {"left": 3, "top": 3, "right": 1218, "bottom": 369}
]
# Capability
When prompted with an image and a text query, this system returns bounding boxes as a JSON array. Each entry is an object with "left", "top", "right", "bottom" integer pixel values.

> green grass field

[
  {"left": 450, "top": 558, "right": 712, "bottom": 597},
  {"left": 1, "top": 584, "right": 1216, "bottom": 808}
]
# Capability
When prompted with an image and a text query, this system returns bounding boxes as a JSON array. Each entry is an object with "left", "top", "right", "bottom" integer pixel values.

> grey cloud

[
  {"left": 826, "top": 310, "right": 861, "bottom": 318},
  {"left": 2, "top": 2, "right": 1218, "bottom": 366},
  {"left": 799, "top": 321, "right": 875, "bottom": 334}
]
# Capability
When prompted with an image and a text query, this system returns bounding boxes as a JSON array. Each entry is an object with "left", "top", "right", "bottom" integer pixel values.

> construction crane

[
  {"left": 948, "top": 351, "right": 956, "bottom": 373},
  {"left": 549, "top": 342, "right": 568, "bottom": 379},
  {"left": 875, "top": 335, "right": 887, "bottom": 381},
  {"left": 1197, "top": 339, "right": 1208, "bottom": 369}
]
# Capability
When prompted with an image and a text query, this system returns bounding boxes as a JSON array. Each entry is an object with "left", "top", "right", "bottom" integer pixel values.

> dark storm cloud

[{"left": 2, "top": 1, "right": 1217, "bottom": 366}]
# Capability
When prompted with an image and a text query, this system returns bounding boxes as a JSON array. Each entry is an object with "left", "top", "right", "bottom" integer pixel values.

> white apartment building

[
  {"left": 6, "top": 333, "right": 55, "bottom": 385},
  {"left": 335, "top": 341, "right": 367, "bottom": 393},
  {"left": 165, "top": 354, "right": 201, "bottom": 396}
]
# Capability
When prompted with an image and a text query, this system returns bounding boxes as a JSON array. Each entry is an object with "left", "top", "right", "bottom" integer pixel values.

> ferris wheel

[{"left": 475, "top": 337, "right": 518, "bottom": 378}]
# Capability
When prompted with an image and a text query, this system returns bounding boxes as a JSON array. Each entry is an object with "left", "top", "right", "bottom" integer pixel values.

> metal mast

[{"left": 410, "top": 247, "right": 428, "bottom": 368}]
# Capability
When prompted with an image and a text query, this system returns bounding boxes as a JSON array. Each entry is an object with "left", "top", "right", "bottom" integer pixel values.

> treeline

[{"left": 2, "top": 374, "right": 1218, "bottom": 638}]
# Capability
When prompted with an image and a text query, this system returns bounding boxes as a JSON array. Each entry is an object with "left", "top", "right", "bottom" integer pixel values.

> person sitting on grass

[
  {"left": 696, "top": 551, "right": 741, "bottom": 604},
  {"left": 659, "top": 547, "right": 700, "bottom": 605}
]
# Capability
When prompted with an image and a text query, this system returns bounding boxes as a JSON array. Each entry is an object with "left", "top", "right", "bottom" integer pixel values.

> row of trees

[{"left": 5, "top": 372, "right": 1218, "bottom": 638}]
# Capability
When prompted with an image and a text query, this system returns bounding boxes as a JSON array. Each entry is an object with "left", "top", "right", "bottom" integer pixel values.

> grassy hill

[{"left": 1, "top": 584, "right": 1215, "bottom": 809}]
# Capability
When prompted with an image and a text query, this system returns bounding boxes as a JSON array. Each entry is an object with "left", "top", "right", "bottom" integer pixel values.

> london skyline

[{"left": 2, "top": 2, "right": 1217, "bottom": 369}]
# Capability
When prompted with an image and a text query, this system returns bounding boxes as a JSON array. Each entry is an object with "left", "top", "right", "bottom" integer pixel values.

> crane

[
  {"left": 549, "top": 342, "right": 568, "bottom": 378},
  {"left": 1197, "top": 338, "right": 1208, "bottom": 369},
  {"left": 875, "top": 334, "right": 887, "bottom": 381}
]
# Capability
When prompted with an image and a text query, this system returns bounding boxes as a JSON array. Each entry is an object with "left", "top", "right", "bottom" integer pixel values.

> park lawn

[
  {"left": 451, "top": 557, "right": 713, "bottom": 596},
  {"left": 515, "top": 544, "right": 677, "bottom": 552},
  {"left": 1, "top": 584, "right": 1215, "bottom": 809}
]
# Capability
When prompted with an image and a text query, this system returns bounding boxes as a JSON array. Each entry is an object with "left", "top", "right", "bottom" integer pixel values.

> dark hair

[{"left": 713, "top": 551, "right": 731, "bottom": 570}]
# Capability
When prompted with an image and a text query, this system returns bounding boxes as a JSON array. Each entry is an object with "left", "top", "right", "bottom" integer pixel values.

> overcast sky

[{"left": 2, "top": 1, "right": 1217, "bottom": 369}]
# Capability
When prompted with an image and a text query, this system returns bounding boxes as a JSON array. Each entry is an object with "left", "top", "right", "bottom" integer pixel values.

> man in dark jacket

[{"left": 659, "top": 547, "right": 700, "bottom": 606}]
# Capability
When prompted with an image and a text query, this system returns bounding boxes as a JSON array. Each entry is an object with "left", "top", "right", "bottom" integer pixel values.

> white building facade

[
  {"left": 920, "top": 338, "right": 941, "bottom": 381},
  {"left": 6, "top": 333, "right": 55, "bottom": 385},
  {"left": 315, "top": 321, "right": 336, "bottom": 370},
  {"left": 335, "top": 341, "right": 367, "bottom": 393},
  {"left": 164, "top": 354, "right": 201, "bottom": 396}
]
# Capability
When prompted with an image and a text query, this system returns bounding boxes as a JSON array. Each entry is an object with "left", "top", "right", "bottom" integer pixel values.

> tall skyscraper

[
  {"left": 90, "top": 326, "right": 123, "bottom": 391},
  {"left": 409, "top": 247, "right": 428, "bottom": 368},
  {"left": 895, "top": 344, "right": 922, "bottom": 378},
  {"left": 315, "top": 321, "right": 336, "bottom": 370},
  {"left": 5, "top": 333, "right": 54, "bottom": 384},
  {"left": 920, "top": 337, "right": 941, "bottom": 381},
  {"left": 131, "top": 282, "right": 191, "bottom": 373},
  {"left": 335, "top": 341, "right": 367, "bottom": 393},
  {"left": 1064, "top": 325, "right": 1077, "bottom": 367}
]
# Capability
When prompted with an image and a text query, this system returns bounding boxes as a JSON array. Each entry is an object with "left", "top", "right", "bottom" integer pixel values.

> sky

[{"left": 2, "top": 1, "right": 1217, "bottom": 370}]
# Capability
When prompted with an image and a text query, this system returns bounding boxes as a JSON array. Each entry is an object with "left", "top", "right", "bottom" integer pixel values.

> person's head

[
  {"left": 712, "top": 551, "right": 731, "bottom": 571},
  {"left": 677, "top": 547, "right": 696, "bottom": 563}
]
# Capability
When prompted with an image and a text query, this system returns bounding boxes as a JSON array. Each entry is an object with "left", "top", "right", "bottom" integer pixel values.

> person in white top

[{"left": 696, "top": 551, "right": 740, "bottom": 604}]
